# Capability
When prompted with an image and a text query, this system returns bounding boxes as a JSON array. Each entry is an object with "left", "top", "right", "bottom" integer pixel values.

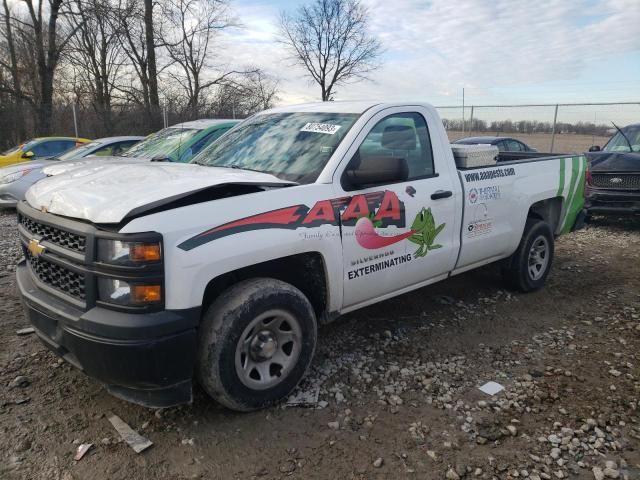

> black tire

[
  {"left": 502, "top": 219, "right": 554, "bottom": 292},
  {"left": 197, "top": 277, "right": 317, "bottom": 412}
]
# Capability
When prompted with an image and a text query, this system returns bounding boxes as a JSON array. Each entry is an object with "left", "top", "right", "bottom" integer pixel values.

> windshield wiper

[
  {"left": 228, "top": 164, "right": 265, "bottom": 173},
  {"left": 612, "top": 122, "right": 634, "bottom": 152}
]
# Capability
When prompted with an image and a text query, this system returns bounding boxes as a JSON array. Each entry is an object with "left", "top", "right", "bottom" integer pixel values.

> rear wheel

[
  {"left": 502, "top": 219, "right": 554, "bottom": 292},
  {"left": 197, "top": 278, "right": 317, "bottom": 411}
]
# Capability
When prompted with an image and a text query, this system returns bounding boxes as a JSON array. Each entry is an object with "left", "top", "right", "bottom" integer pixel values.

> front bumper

[
  {"left": 585, "top": 188, "right": 640, "bottom": 215},
  {"left": 17, "top": 261, "right": 199, "bottom": 407}
]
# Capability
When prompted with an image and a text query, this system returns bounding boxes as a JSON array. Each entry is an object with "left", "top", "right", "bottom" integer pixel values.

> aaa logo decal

[
  {"left": 179, "top": 190, "right": 404, "bottom": 251},
  {"left": 178, "top": 190, "right": 445, "bottom": 256}
]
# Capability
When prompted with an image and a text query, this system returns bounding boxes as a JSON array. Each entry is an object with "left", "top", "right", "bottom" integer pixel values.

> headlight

[
  {"left": 98, "top": 239, "right": 162, "bottom": 265},
  {"left": 0, "top": 169, "right": 32, "bottom": 184},
  {"left": 98, "top": 278, "right": 162, "bottom": 306}
]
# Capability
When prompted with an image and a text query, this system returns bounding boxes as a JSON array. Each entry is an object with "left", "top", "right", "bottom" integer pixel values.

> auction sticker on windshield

[{"left": 300, "top": 123, "right": 342, "bottom": 134}]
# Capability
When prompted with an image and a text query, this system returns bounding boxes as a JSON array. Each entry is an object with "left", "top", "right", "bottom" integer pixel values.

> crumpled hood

[
  {"left": 587, "top": 151, "right": 640, "bottom": 172},
  {"left": 26, "top": 162, "right": 293, "bottom": 223},
  {"left": 42, "top": 156, "right": 146, "bottom": 176}
]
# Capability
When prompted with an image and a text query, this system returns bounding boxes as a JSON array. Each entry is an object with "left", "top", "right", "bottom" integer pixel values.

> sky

[{"left": 216, "top": 0, "right": 640, "bottom": 123}]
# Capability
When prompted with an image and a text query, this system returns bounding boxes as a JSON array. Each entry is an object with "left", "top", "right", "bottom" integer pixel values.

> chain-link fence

[
  {"left": 436, "top": 102, "right": 640, "bottom": 153},
  {"left": 2, "top": 101, "right": 639, "bottom": 154}
]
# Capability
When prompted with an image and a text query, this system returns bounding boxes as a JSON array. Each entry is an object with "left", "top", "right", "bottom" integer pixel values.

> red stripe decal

[{"left": 195, "top": 206, "right": 304, "bottom": 238}]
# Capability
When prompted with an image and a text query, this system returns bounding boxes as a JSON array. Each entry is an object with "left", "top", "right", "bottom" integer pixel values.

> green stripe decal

[
  {"left": 557, "top": 157, "right": 566, "bottom": 197},
  {"left": 566, "top": 157, "right": 580, "bottom": 210},
  {"left": 560, "top": 156, "right": 587, "bottom": 234}
]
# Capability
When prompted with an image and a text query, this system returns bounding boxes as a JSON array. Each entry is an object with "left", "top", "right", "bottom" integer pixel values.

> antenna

[
  {"left": 176, "top": 119, "right": 185, "bottom": 162},
  {"left": 611, "top": 122, "right": 633, "bottom": 152}
]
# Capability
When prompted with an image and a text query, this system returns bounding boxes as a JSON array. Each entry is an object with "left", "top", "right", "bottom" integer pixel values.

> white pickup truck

[{"left": 16, "top": 102, "right": 587, "bottom": 410}]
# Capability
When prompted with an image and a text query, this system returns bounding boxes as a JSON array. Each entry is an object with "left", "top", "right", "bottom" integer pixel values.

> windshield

[
  {"left": 56, "top": 141, "right": 102, "bottom": 161},
  {"left": 603, "top": 126, "right": 640, "bottom": 153},
  {"left": 192, "top": 112, "right": 360, "bottom": 183},
  {"left": 120, "top": 127, "right": 200, "bottom": 159}
]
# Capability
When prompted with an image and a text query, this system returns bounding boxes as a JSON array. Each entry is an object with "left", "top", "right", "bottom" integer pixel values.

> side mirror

[
  {"left": 344, "top": 155, "right": 409, "bottom": 190},
  {"left": 22, "top": 151, "right": 34, "bottom": 159},
  {"left": 588, "top": 145, "right": 601, "bottom": 152}
]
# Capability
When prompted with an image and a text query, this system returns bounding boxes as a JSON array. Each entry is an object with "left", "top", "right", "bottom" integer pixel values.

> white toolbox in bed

[{"left": 450, "top": 144, "right": 499, "bottom": 168}]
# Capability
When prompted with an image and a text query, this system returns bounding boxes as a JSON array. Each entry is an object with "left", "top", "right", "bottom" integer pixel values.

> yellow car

[{"left": 0, "top": 137, "right": 91, "bottom": 168}]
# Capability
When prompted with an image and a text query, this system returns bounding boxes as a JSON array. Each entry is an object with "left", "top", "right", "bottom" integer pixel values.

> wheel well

[
  {"left": 528, "top": 197, "right": 563, "bottom": 233},
  {"left": 202, "top": 252, "right": 329, "bottom": 322}
]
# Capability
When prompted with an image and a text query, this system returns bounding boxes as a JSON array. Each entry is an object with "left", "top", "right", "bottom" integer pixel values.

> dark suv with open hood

[{"left": 585, "top": 123, "right": 640, "bottom": 216}]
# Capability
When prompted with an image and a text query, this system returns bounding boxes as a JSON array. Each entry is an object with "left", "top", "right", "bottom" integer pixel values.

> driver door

[{"left": 336, "top": 108, "right": 459, "bottom": 309}]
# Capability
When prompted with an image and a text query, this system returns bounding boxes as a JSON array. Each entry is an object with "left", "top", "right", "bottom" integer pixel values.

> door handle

[{"left": 431, "top": 190, "right": 453, "bottom": 200}]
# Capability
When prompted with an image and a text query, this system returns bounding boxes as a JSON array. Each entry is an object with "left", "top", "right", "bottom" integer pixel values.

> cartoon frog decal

[{"left": 407, "top": 207, "right": 446, "bottom": 258}]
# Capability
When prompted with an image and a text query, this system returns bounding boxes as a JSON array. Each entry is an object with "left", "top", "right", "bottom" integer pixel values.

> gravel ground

[{"left": 0, "top": 209, "right": 639, "bottom": 480}]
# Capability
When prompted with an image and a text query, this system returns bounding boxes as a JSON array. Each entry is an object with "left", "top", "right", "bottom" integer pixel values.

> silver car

[{"left": 0, "top": 136, "right": 143, "bottom": 208}]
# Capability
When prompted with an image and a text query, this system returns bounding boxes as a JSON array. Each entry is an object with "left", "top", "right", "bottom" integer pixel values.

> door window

[
  {"left": 506, "top": 140, "right": 523, "bottom": 152},
  {"left": 34, "top": 140, "right": 76, "bottom": 157},
  {"left": 92, "top": 144, "right": 116, "bottom": 156},
  {"left": 347, "top": 112, "right": 435, "bottom": 186},
  {"left": 112, "top": 140, "right": 139, "bottom": 155},
  {"left": 495, "top": 141, "right": 508, "bottom": 152}
]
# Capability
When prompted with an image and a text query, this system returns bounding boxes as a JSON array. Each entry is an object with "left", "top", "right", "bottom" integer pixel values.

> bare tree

[
  {"left": 278, "top": 0, "right": 382, "bottom": 101},
  {"left": 244, "top": 69, "right": 279, "bottom": 111},
  {"left": 0, "top": 0, "right": 282, "bottom": 146},
  {"left": 113, "top": 0, "right": 164, "bottom": 129},
  {"left": 9, "top": 0, "right": 85, "bottom": 134},
  {"left": 212, "top": 69, "right": 279, "bottom": 118},
  {"left": 162, "top": 0, "right": 241, "bottom": 118},
  {"left": 1, "top": 0, "right": 26, "bottom": 139},
  {"left": 65, "top": 0, "right": 126, "bottom": 135},
  {"left": 144, "top": 0, "right": 161, "bottom": 129}
]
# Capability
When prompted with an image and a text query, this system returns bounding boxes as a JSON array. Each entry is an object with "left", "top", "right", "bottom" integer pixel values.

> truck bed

[{"left": 453, "top": 153, "right": 587, "bottom": 274}]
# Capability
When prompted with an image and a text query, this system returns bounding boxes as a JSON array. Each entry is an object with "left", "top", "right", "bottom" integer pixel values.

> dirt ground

[
  {"left": 446, "top": 131, "right": 610, "bottom": 154},
  {"left": 1, "top": 210, "right": 639, "bottom": 480}
]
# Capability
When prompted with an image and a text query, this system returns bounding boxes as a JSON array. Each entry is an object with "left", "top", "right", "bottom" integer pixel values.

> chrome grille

[
  {"left": 26, "top": 252, "right": 86, "bottom": 301},
  {"left": 19, "top": 214, "right": 86, "bottom": 253},
  {"left": 591, "top": 174, "right": 640, "bottom": 190}
]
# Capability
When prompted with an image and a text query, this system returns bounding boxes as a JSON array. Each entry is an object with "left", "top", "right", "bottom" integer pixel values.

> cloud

[
  {"left": 217, "top": 0, "right": 640, "bottom": 104},
  {"left": 357, "top": 0, "right": 640, "bottom": 99},
  {"left": 214, "top": 2, "right": 321, "bottom": 103}
]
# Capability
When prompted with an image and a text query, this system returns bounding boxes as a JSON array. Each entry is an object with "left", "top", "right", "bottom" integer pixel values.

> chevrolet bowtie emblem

[{"left": 28, "top": 239, "right": 46, "bottom": 258}]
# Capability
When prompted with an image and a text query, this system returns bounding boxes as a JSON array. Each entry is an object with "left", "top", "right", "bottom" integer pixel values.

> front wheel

[
  {"left": 502, "top": 219, "right": 554, "bottom": 292},
  {"left": 197, "top": 278, "right": 317, "bottom": 411}
]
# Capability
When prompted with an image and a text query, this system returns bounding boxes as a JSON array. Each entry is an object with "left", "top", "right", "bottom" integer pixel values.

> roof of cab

[
  {"left": 263, "top": 101, "right": 385, "bottom": 114},
  {"left": 170, "top": 119, "right": 238, "bottom": 130},
  {"left": 260, "top": 101, "right": 443, "bottom": 115}
]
